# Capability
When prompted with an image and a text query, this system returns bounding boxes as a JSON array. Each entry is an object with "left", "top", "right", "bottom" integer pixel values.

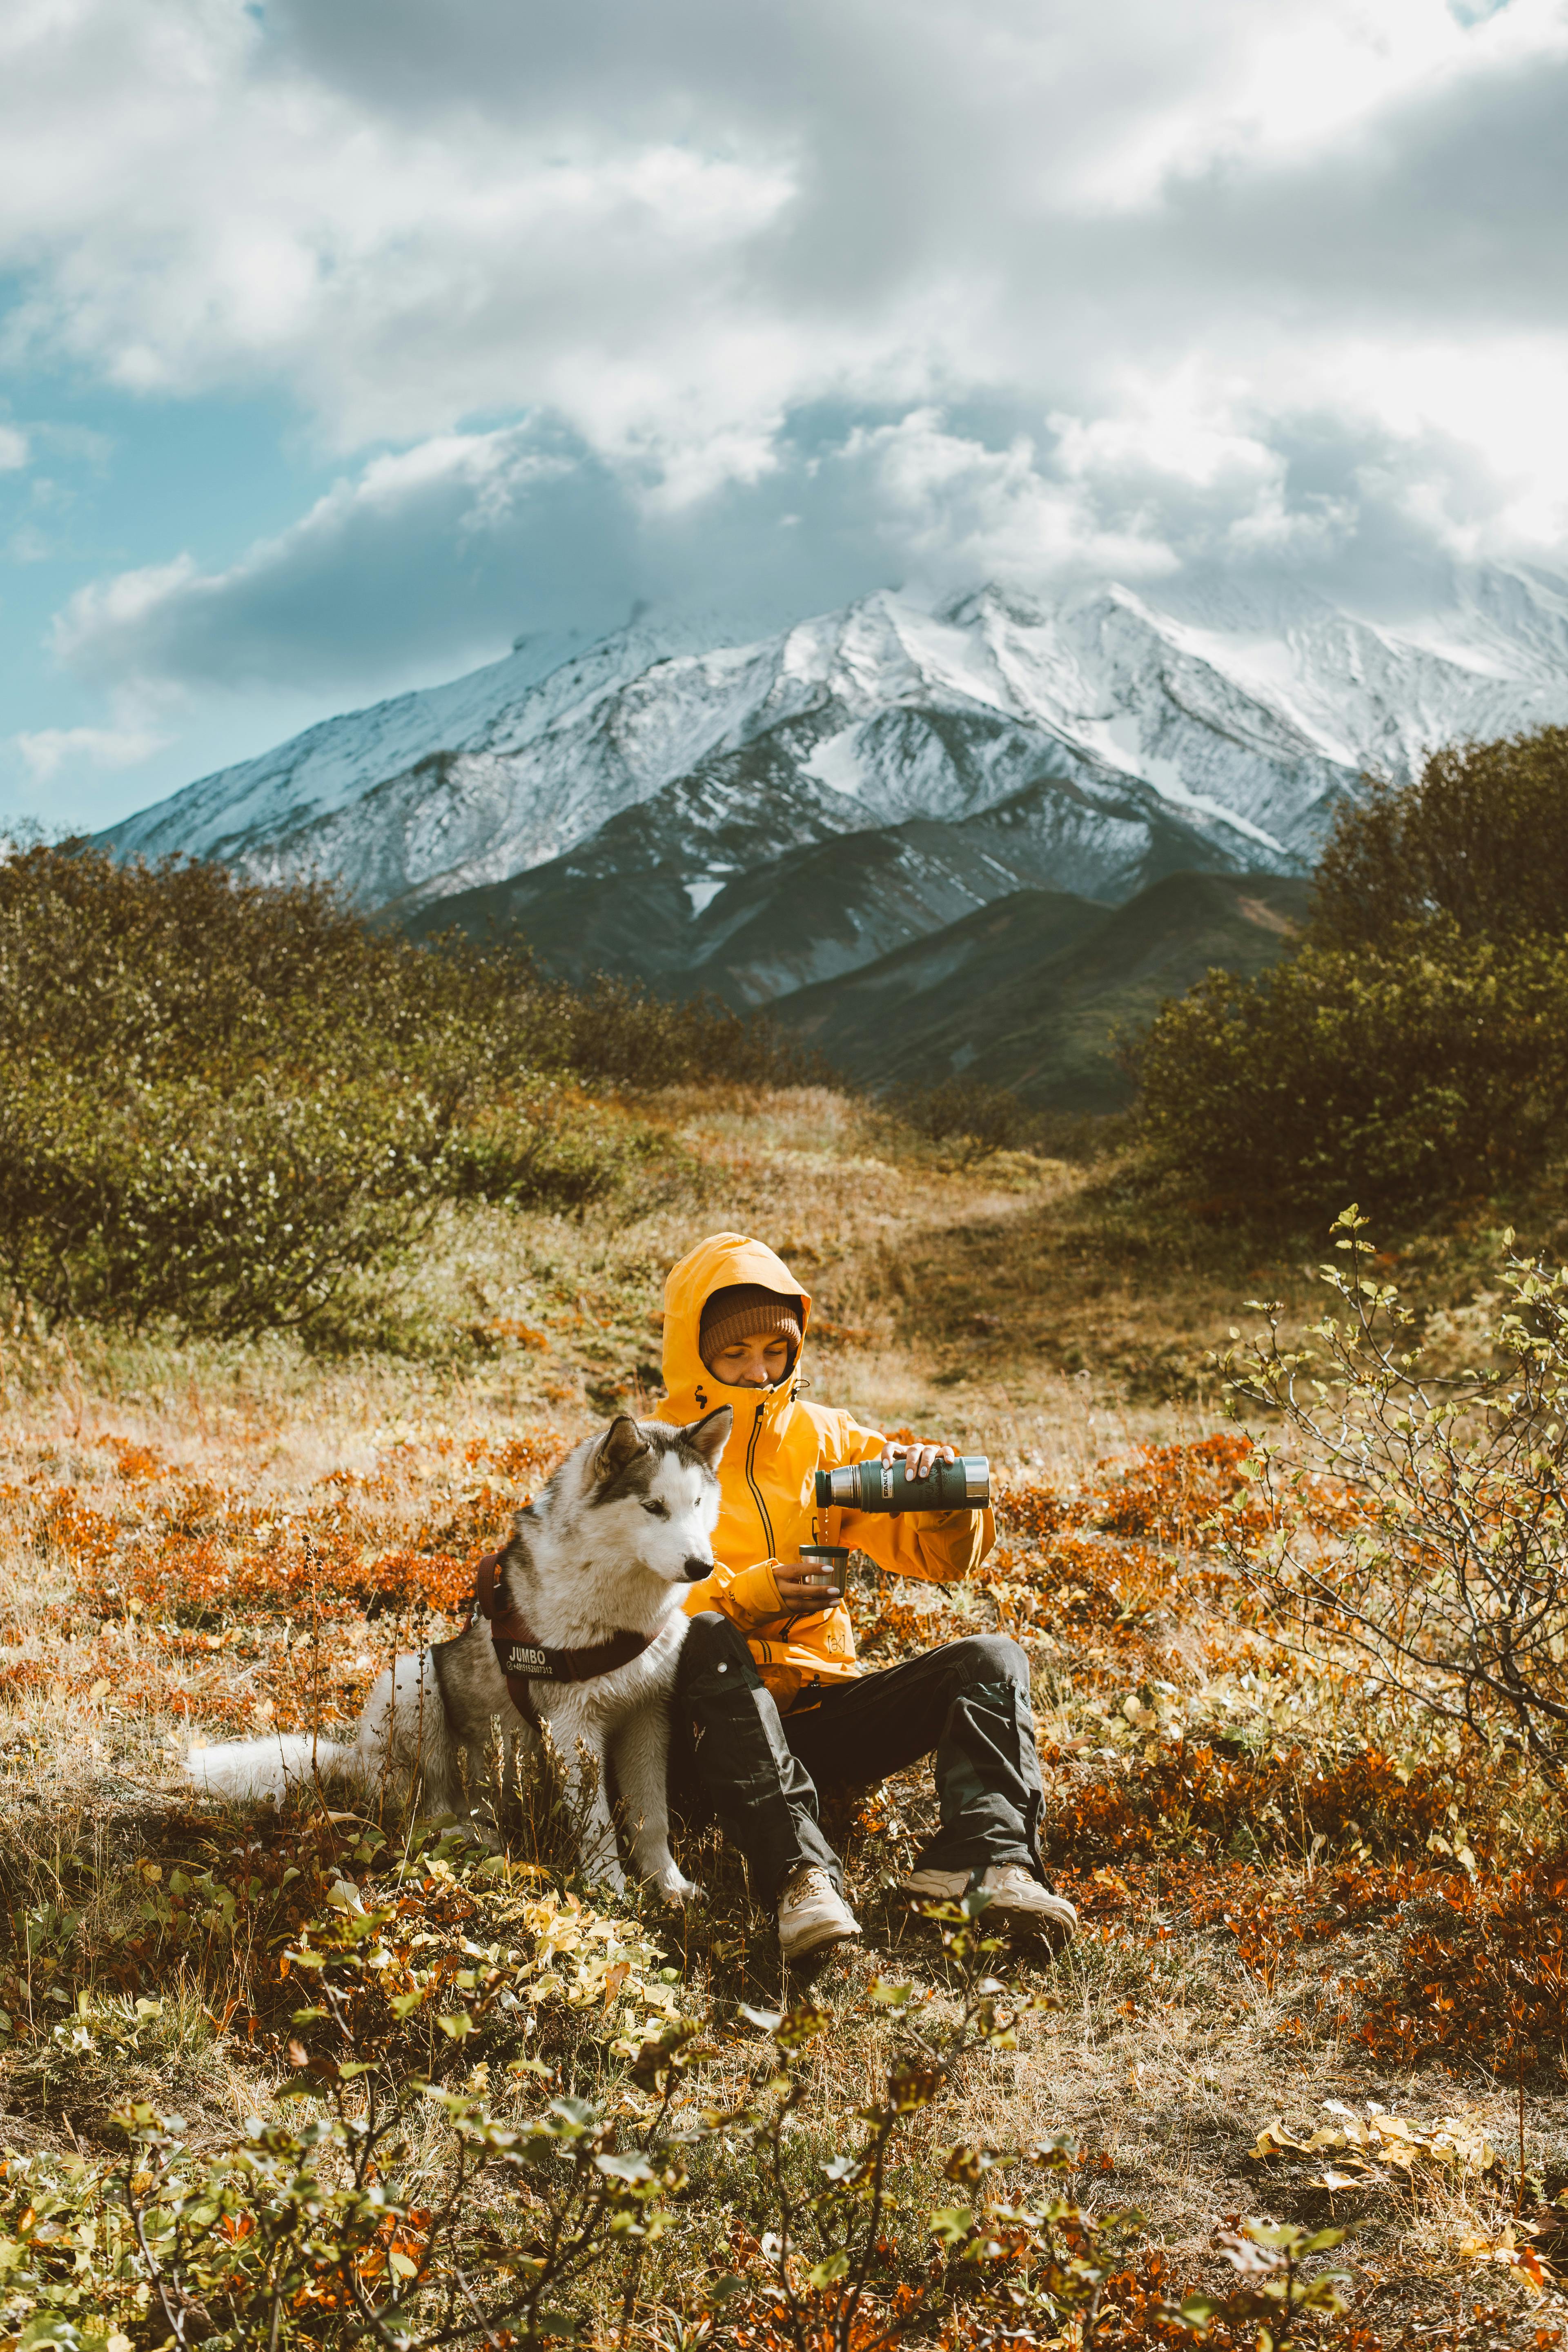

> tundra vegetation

[{"left": 1, "top": 746, "right": 1568, "bottom": 2349}]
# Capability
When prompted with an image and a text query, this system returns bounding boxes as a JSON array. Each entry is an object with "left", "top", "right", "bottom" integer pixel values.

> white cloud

[
  {"left": 49, "top": 424, "right": 641, "bottom": 688},
  {"left": 14, "top": 723, "right": 169, "bottom": 785},
  {"left": 6, "top": 0, "right": 1567, "bottom": 475},
  {"left": 0, "top": 425, "right": 28, "bottom": 471},
  {"left": 58, "top": 399, "right": 1376, "bottom": 692},
  {"left": 0, "top": 0, "right": 802, "bottom": 467},
  {"left": 841, "top": 410, "right": 1180, "bottom": 588},
  {"left": 9, "top": 0, "right": 1568, "bottom": 713}
]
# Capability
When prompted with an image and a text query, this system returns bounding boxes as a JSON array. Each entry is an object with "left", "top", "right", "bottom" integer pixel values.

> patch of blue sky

[{"left": 0, "top": 318, "right": 347, "bottom": 824}]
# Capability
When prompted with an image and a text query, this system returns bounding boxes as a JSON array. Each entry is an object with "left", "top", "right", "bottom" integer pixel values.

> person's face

[{"left": 708, "top": 1332, "right": 792, "bottom": 1388}]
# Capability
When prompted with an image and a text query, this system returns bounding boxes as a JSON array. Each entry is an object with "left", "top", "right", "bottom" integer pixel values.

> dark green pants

[{"left": 676, "top": 1613, "right": 1046, "bottom": 1904}]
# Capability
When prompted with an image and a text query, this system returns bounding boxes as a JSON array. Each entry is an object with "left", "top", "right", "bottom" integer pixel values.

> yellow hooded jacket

[{"left": 667, "top": 1233, "right": 995, "bottom": 1711}]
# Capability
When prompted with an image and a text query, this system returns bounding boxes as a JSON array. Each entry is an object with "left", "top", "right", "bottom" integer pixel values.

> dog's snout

[{"left": 680, "top": 1556, "right": 711, "bottom": 1583}]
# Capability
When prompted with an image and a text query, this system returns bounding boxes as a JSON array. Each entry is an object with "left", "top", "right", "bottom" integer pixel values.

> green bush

[
  {"left": 0, "top": 1869, "right": 1179, "bottom": 2352},
  {"left": 0, "top": 846, "right": 773, "bottom": 1339},
  {"left": 1225, "top": 1210, "right": 1568, "bottom": 1782},
  {"left": 1312, "top": 724, "right": 1568, "bottom": 949},
  {"left": 893, "top": 1076, "right": 1031, "bottom": 1165},
  {"left": 503, "top": 966, "right": 821, "bottom": 1091},
  {"left": 0, "top": 1064, "right": 456, "bottom": 1336},
  {"left": 445, "top": 1081, "right": 685, "bottom": 1214},
  {"left": 1130, "top": 726, "right": 1568, "bottom": 1223},
  {"left": 1132, "top": 928, "right": 1568, "bottom": 1220}
]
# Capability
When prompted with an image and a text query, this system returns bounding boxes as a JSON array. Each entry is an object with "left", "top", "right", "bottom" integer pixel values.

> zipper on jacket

[{"left": 745, "top": 1401, "right": 777, "bottom": 1558}]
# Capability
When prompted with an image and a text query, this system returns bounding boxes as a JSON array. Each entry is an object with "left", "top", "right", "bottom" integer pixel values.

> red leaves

[
  {"left": 1045, "top": 1735, "right": 1486, "bottom": 1872},
  {"left": 0, "top": 1431, "right": 548, "bottom": 1738},
  {"left": 996, "top": 1434, "right": 1262, "bottom": 1552},
  {"left": 1078, "top": 1433, "right": 1263, "bottom": 1546},
  {"left": 1355, "top": 1857, "right": 1568, "bottom": 2076}
]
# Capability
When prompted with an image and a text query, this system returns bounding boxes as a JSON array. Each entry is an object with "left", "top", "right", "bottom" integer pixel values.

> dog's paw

[{"left": 658, "top": 1871, "right": 702, "bottom": 1907}]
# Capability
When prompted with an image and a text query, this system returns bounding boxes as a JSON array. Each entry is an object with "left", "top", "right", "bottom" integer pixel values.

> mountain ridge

[{"left": 101, "top": 566, "right": 1568, "bottom": 935}]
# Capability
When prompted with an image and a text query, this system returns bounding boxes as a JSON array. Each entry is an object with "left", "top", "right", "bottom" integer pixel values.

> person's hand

[
  {"left": 881, "top": 1438, "right": 958, "bottom": 1482},
  {"left": 775, "top": 1561, "right": 839, "bottom": 1610}
]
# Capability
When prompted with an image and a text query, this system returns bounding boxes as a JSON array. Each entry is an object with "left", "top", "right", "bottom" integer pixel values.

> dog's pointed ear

[
  {"left": 684, "top": 1405, "right": 732, "bottom": 1470},
  {"left": 593, "top": 1414, "right": 650, "bottom": 1485}
]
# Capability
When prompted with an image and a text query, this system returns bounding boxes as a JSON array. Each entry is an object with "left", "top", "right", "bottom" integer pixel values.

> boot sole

[
  {"left": 900, "top": 1890, "right": 1078, "bottom": 1944},
  {"left": 780, "top": 1923, "right": 862, "bottom": 1966},
  {"left": 990, "top": 1903, "right": 1078, "bottom": 1945}
]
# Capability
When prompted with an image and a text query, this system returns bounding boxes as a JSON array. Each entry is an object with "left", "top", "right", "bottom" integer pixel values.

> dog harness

[{"left": 473, "top": 1551, "right": 654, "bottom": 1732}]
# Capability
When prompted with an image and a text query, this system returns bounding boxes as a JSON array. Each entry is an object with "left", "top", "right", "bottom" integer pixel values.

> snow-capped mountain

[{"left": 102, "top": 565, "right": 1568, "bottom": 932}]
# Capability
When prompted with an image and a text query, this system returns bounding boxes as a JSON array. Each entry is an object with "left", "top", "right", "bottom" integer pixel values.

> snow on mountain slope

[{"left": 100, "top": 564, "right": 1568, "bottom": 913}]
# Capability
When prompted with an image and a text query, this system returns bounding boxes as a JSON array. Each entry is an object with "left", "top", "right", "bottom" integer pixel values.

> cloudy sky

[{"left": 2, "top": 0, "right": 1566, "bottom": 828}]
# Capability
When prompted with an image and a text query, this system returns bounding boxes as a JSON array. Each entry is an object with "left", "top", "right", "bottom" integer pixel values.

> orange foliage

[
  {"left": 1079, "top": 1432, "right": 1263, "bottom": 1545},
  {"left": 463, "top": 1431, "right": 565, "bottom": 1480},
  {"left": 1354, "top": 1856, "right": 1568, "bottom": 2075},
  {"left": 1047, "top": 1736, "right": 1491, "bottom": 1869},
  {"left": 0, "top": 1428, "right": 571, "bottom": 1738},
  {"left": 100, "top": 1434, "right": 174, "bottom": 1483},
  {"left": 7, "top": 1420, "right": 1563, "bottom": 2103}
]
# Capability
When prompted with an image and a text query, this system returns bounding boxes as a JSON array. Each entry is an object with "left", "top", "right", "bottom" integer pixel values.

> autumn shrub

[
  {"left": 893, "top": 1077, "right": 1032, "bottom": 1165},
  {"left": 443, "top": 1079, "right": 687, "bottom": 1213},
  {"left": 1312, "top": 724, "right": 1568, "bottom": 950},
  {"left": 0, "top": 1860, "right": 1200, "bottom": 2352},
  {"left": 1352, "top": 1853, "right": 1568, "bottom": 2078},
  {"left": 1130, "top": 928, "right": 1568, "bottom": 1222},
  {"left": 1047, "top": 1737, "right": 1477, "bottom": 1872},
  {"left": 510, "top": 965, "right": 822, "bottom": 1091},
  {"left": 0, "top": 1061, "right": 454, "bottom": 1336},
  {"left": 1223, "top": 1209, "right": 1568, "bottom": 1783}
]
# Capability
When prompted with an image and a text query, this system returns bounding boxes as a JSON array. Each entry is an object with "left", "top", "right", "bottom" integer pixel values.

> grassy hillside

[
  {"left": 0, "top": 1089, "right": 1560, "bottom": 2345},
  {"left": 775, "top": 869, "right": 1312, "bottom": 1108}
]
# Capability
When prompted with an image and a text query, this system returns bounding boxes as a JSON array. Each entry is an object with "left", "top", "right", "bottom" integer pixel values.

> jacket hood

[{"left": 661, "top": 1233, "right": 811, "bottom": 1423}]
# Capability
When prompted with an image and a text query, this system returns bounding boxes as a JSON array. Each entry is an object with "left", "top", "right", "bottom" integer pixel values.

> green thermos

[{"left": 815, "top": 1455, "right": 990, "bottom": 1513}]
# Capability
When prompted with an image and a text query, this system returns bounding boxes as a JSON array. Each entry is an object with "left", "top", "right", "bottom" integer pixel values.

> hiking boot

[
  {"left": 900, "top": 1862, "right": 1078, "bottom": 1938},
  {"left": 777, "top": 1864, "right": 862, "bottom": 1963}
]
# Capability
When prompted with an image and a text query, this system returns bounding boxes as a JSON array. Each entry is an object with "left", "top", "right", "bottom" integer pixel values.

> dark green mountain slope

[
  {"left": 402, "top": 812, "right": 1051, "bottom": 1004},
  {"left": 771, "top": 870, "right": 1312, "bottom": 1109},
  {"left": 397, "top": 751, "right": 1262, "bottom": 1004}
]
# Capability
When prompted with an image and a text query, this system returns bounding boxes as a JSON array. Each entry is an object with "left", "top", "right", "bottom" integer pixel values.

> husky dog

[{"left": 185, "top": 1408, "right": 731, "bottom": 1901}]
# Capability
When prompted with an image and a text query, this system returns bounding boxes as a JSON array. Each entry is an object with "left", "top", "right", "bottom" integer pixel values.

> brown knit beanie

[{"left": 699, "top": 1282, "right": 803, "bottom": 1372}]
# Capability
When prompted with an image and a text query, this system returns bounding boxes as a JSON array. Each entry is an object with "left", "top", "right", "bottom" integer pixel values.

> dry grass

[{"left": 0, "top": 1085, "right": 1562, "bottom": 2342}]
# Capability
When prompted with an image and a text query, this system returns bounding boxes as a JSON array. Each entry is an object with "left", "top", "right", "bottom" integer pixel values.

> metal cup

[{"left": 793, "top": 1543, "right": 850, "bottom": 1608}]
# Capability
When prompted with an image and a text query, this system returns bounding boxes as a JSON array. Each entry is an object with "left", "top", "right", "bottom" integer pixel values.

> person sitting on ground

[{"left": 665, "top": 1231, "right": 1079, "bottom": 1964}]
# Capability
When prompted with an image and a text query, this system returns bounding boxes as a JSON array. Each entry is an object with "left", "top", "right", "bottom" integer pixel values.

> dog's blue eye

[{"left": 642, "top": 1499, "right": 669, "bottom": 1519}]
